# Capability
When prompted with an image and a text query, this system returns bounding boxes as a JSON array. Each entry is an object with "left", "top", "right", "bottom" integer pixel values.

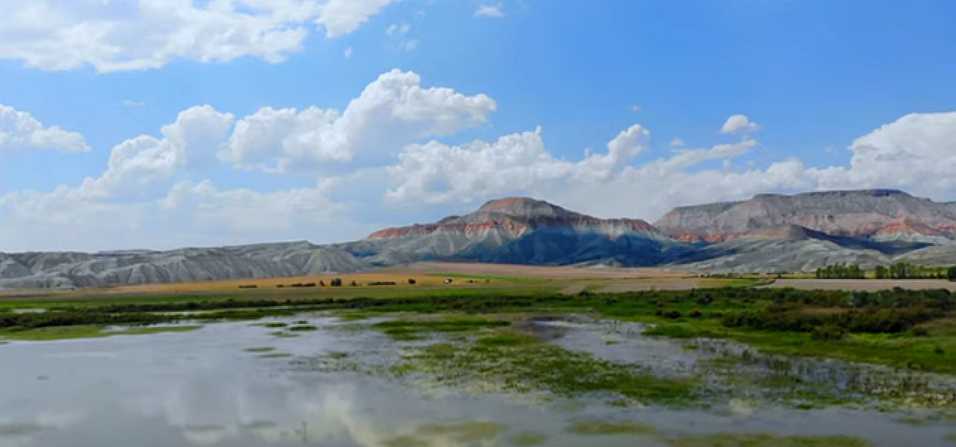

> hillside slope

[{"left": 3, "top": 191, "right": 956, "bottom": 288}]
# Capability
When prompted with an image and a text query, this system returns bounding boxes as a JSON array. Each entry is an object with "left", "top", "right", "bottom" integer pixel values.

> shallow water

[
  {"left": 0, "top": 315, "right": 954, "bottom": 447},
  {"left": 542, "top": 318, "right": 956, "bottom": 406}
]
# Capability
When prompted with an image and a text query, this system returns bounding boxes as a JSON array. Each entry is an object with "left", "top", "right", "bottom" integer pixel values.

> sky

[{"left": 1, "top": 0, "right": 956, "bottom": 252}]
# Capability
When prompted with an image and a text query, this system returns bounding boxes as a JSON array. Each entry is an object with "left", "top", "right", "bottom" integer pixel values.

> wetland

[{"left": 1, "top": 286, "right": 955, "bottom": 446}]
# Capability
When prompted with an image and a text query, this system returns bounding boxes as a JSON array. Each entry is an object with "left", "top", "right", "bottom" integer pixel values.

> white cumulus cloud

[
  {"left": 809, "top": 111, "right": 956, "bottom": 198},
  {"left": 0, "top": 104, "right": 89, "bottom": 152},
  {"left": 474, "top": 3, "right": 505, "bottom": 18},
  {"left": 0, "top": 0, "right": 394, "bottom": 72},
  {"left": 317, "top": 0, "right": 394, "bottom": 38},
  {"left": 221, "top": 69, "right": 497, "bottom": 171},
  {"left": 386, "top": 124, "right": 653, "bottom": 204},
  {"left": 80, "top": 105, "right": 235, "bottom": 198},
  {"left": 720, "top": 114, "right": 760, "bottom": 134}
]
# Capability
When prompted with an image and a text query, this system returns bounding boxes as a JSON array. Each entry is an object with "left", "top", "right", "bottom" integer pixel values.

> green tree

[
  {"left": 948, "top": 266, "right": 956, "bottom": 282},
  {"left": 875, "top": 265, "right": 888, "bottom": 279}
]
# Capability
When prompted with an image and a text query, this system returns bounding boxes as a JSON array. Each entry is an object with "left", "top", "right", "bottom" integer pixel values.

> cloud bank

[{"left": 3, "top": 70, "right": 956, "bottom": 252}]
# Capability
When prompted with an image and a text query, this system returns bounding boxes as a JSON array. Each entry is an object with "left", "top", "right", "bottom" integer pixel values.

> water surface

[{"left": 0, "top": 315, "right": 954, "bottom": 446}]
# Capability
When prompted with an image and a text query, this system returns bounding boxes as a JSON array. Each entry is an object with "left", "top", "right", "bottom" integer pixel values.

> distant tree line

[
  {"left": 816, "top": 262, "right": 956, "bottom": 281},
  {"left": 874, "top": 262, "right": 950, "bottom": 280},
  {"left": 815, "top": 263, "right": 865, "bottom": 279}
]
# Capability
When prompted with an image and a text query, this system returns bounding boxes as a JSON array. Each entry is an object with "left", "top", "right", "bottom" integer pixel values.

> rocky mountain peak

[{"left": 476, "top": 197, "right": 573, "bottom": 219}]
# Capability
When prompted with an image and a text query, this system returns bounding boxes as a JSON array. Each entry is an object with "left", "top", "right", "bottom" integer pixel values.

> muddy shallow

[{"left": 0, "top": 315, "right": 954, "bottom": 447}]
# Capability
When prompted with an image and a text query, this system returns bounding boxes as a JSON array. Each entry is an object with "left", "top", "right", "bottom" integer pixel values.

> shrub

[
  {"left": 811, "top": 324, "right": 847, "bottom": 341},
  {"left": 662, "top": 310, "right": 682, "bottom": 319}
]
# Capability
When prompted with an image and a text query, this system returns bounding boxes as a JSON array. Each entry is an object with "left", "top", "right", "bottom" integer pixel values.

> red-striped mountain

[
  {"left": 4, "top": 190, "right": 956, "bottom": 288},
  {"left": 353, "top": 197, "right": 693, "bottom": 266},
  {"left": 655, "top": 189, "right": 956, "bottom": 243}
]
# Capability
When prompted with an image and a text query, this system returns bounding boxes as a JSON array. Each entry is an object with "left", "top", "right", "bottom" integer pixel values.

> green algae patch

[
  {"left": 270, "top": 331, "right": 299, "bottom": 338},
  {"left": 288, "top": 324, "right": 318, "bottom": 331},
  {"left": 119, "top": 325, "right": 202, "bottom": 336},
  {"left": 0, "top": 422, "right": 46, "bottom": 437},
  {"left": 510, "top": 431, "right": 548, "bottom": 446},
  {"left": 383, "top": 421, "right": 504, "bottom": 447},
  {"left": 291, "top": 350, "right": 362, "bottom": 373},
  {"left": 334, "top": 310, "right": 383, "bottom": 321},
  {"left": 475, "top": 332, "right": 536, "bottom": 347},
  {"left": 374, "top": 318, "right": 510, "bottom": 341},
  {"left": 664, "top": 433, "right": 871, "bottom": 447},
  {"left": 253, "top": 321, "right": 288, "bottom": 328},
  {"left": 243, "top": 346, "right": 275, "bottom": 353},
  {"left": 567, "top": 419, "right": 657, "bottom": 436},
  {"left": 0, "top": 325, "right": 109, "bottom": 341},
  {"left": 392, "top": 328, "right": 696, "bottom": 406},
  {"left": 644, "top": 322, "right": 720, "bottom": 339},
  {"left": 258, "top": 352, "right": 293, "bottom": 359},
  {"left": 240, "top": 421, "right": 277, "bottom": 430},
  {"left": 944, "top": 433, "right": 956, "bottom": 445},
  {"left": 0, "top": 324, "right": 201, "bottom": 341}
]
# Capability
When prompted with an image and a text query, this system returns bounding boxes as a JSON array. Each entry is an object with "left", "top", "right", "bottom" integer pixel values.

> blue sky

[{"left": 1, "top": 0, "right": 955, "bottom": 251}]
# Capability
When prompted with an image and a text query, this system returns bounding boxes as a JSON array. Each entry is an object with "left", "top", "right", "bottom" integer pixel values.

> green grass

[
  {"left": 391, "top": 328, "right": 697, "bottom": 406},
  {"left": 643, "top": 318, "right": 956, "bottom": 375}
]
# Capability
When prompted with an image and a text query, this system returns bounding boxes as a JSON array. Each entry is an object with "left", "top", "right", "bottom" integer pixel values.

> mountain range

[{"left": 3, "top": 189, "right": 956, "bottom": 289}]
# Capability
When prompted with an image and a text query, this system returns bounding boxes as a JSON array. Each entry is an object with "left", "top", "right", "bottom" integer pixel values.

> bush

[{"left": 811, "top": 324, "right": 847, "bottom": 341}]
